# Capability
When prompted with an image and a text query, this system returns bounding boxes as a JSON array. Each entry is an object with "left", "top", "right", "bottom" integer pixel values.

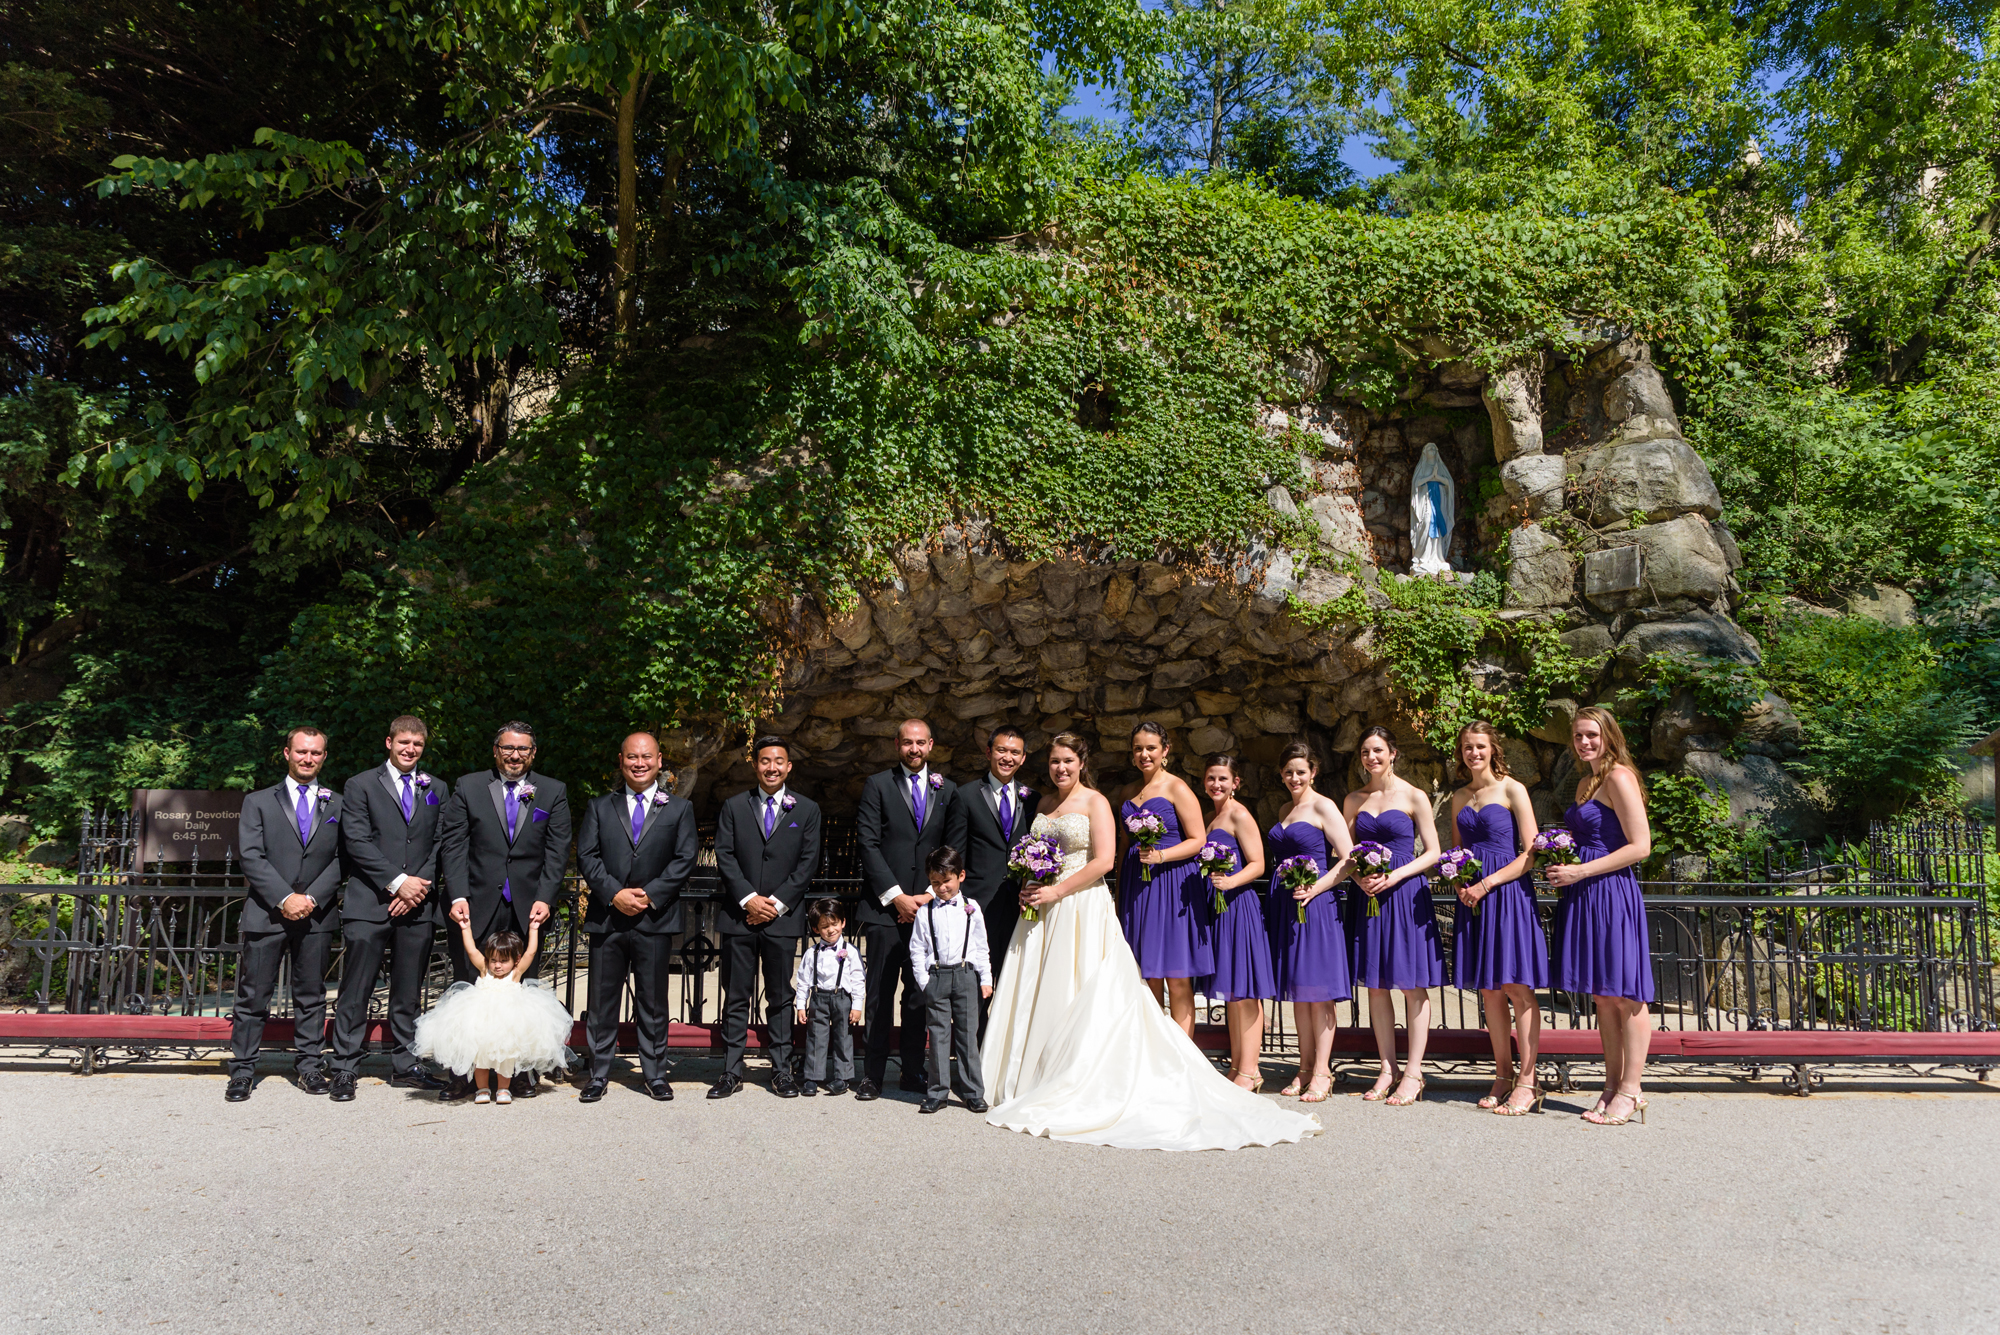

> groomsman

[
  {"left": 225, "top": 726, "right": 344, "bottom": 1102},
  {"left": 574, "top": 732, "right": 699, "bottom": 1103},
  {"left": 853, "top": 718, "right": 965, "bottom": 1100},
  {"left": 328, "top": 715, "right": 452, "bottom": 1100},
  {"left": 948, "top": 724, "right": 1040, "bottom": 1035},
  {"left": 438, "top": 720, "right": 572, "bottom": 1096},
  {"left": 712, "top": 736, "right": 822, "bottom": 1099}
]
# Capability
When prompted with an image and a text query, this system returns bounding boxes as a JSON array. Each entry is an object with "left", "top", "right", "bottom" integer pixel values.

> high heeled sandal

[
  {"left": 1229, "top": 1066, "right": 1266, "bottom": 1094},
  {"left": 1384, "top": 1074, "right": 1427, "bottom": 1106},
  {"left": 1359, "top": 1069, "right": 1400, "bottom": 1102},
  {"left": 473, "top": 1089, "right": 492, "bottom": 1105},
  {"left": 1300, "top": 1074, "right": 1334, "bottom": 1103},
  {"left": 1279, "top": 1075, "right": 1304, "bottom": 1097},
  {"left": 1492, "top": 1080, "right": 1544, "bottom": 1116},
  {"left": 1587, "top": 1091, "right": 1647, "bottom": 1125},
  {"left": 1477, "top": 1076, "right": 1510, "bottom": 1110}
]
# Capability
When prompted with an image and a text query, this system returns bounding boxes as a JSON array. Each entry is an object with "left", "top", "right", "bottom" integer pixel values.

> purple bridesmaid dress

[
  {"left": 1451, "top": 803, "right": 1549, "bottom": 990},
  {"left": 1265, "top": 821, "right": 1351, "bottom": 1003},
  {"left": 1346, "top": 809, "right": 1445, "bottom": 990},
  {"left": 1119, "top": 796, "right": 1213, "bottom": 979},
  {"left": 1551, "top": 800, "right": 1654, "bottom": 1002},
  {"left": 1203, "top": 828, "right": 1276, "bottom": 1002}
]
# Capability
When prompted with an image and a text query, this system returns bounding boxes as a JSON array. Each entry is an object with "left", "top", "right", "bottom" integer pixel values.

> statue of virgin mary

[{"left": 1409, "top": 443, "right": 1456, "bottom": 576}]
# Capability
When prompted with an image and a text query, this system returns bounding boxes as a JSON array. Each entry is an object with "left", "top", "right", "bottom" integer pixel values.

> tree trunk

[{"left": 614, "top": 68, "right": 641, "bottom": 338}]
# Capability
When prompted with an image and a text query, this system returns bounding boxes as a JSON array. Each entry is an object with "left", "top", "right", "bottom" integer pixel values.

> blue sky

[{"left": 1060, "top": 75, "right": 1402, "bottom": 179}]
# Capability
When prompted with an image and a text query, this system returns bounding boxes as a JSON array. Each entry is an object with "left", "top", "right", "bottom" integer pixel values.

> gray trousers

[
  {"left": 923, "top": 965, "right": 983, "bottom": 1102},
  {"left": 330, "top": 917, "right": 436, "bottom": 1075},
  {"left": 802, "top": 990, "right": 855, "bottom": 1082},
  {"left": 228, "top": 925, "right": 331, "bottom": 1078}
]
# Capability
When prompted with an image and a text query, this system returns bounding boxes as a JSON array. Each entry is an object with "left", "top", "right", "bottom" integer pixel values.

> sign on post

[{"left": 130, "top": 790, "right": 247, "bottom": 864}]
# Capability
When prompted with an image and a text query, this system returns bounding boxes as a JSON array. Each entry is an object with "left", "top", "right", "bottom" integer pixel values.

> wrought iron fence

[{"left": 3, "top": 809, "right": 1993, "bottom": 1071}]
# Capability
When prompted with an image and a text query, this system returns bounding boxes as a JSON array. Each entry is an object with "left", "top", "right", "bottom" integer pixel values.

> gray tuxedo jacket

[
  {"left": 574, "top": 788, "right": 700, "bottom": 935},
  {"left": 238, "top": 780, "right": 345, "bottom": 935},
  {"left": 338, "top": 765, "right": 452, "bottom": 926},
  {"left": 437, "top": 769, "right": 572, "bottom": 939},
  {"left": 713, "top": 788, "right": 822, "bottom": 939}
]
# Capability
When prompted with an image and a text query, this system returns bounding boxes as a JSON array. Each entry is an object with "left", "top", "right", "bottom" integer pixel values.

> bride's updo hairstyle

[
  {"left": 1278, "top": 739, "right": 1318, "bottom": 773},
  {"left": 1051, "top": 729, "right": 1094, "bottom": 790}
]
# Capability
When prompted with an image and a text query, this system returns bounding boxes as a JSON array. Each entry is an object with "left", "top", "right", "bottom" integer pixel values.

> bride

[{"left": 981, "top": 730, "right": 1322, "bottom": 1150}]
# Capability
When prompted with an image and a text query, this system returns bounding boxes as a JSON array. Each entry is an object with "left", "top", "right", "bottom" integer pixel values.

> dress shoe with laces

[
  {"left": 577, "top": 1079, "right": 608, "bottom": 1103},
  {"left": 772, "top": 1074, "right": 800, "bottom": 1099},
  {"left": 389, "top": 1067, "right": 448, "bottom": 1091},
  {"left": 918, "top": 1097, "right": 947, "bottom": 1114},
  {"left": 296, "top": 1068, "right": 331, "bottom": 1095},
  {"left": 224, "top": 1074, "right": 253, "bottom": 1103},
  {"left": 329, "top": 1071, "right": 358, "bottom": 1102},
  {"left": 964, "top": 1098, "right": 989, "bottom": 1113},
  {"left": 800, "top": 1081, "right": 818, "bottom": 1097},
  {"left": 707, "top": 1073, "right": 742, "bottom": 1100},
  {"left": 648, "top": 1078, "right": 674, "bottom": 1101},
  {"left": 825, "top": 1079, "right": 849, "bottom": 1096},
  {"left": 853, "top": 1079, "right": 880, "bottom": 1102}
]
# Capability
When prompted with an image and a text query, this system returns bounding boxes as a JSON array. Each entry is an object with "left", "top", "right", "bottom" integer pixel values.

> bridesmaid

[
  {"left": 1265, "top": 741, "right": 1355, "bottom": 1104},
  {"left": 1343, "top": 726, "right": 1445, "bottom": 1106},
  {"left": 1543, "top": 706, "right": 1654, "bottom": 1126},
  {"left": 1448, "top": 721, "right": 1549, "bottom": 1117},
  {"left": 1117, "top": 721, "right": 1213, "bottom": 1036},
  {"left": 1200, "top": 755, "right": 1272, "bottom": 1090}
]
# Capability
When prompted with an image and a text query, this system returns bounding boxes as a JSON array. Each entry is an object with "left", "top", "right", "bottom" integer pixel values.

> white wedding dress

[{"left": 981, "top": 811, "right": 1322, "bottom": 1150}]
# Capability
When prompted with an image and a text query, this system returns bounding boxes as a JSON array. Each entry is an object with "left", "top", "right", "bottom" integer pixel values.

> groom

[
  {"left": 949, "top": 724, "right": 1040, "bottom": 1037},
  {"left": 853, "top": 717, "right": 964, "bottom": 1100}
]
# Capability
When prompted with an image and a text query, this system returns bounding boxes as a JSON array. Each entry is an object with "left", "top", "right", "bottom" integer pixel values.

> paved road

[{"left": 2, "top": 1058, "right": 1995, "bottom": 1334}]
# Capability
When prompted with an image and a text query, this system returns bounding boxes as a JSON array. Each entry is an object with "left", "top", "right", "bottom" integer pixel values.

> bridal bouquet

[
  {"left": 1275, "top": 855, "right": 1321, "bottom": 925},
  {"left": 1350, "top": 840, "right": 1395, "bottom": 917},
  {"left": 1198, "top": 842, "right": 1237, "bottom": 915},
  {"left": 1008, "top": 832, "right": 1064, "bottom": 923},
  {"left": 1531, "top": 827, "right": 1580, "bottom": 866},
  {"left": 1125, "top": 809, "right": 1167, "bottom": 882},
  {"left": 1435, "top": 847, "right": 1484, "bottom": 915}
]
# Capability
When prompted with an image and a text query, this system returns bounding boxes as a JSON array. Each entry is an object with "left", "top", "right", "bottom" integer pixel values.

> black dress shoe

[
  {"left": 772, "top": 1074, "right": 800, "bottom": 1099},
  {"left": 647, "top": 1079, "right": 675, "bottom": 1101},
  {"left": 707, "top": 1073, "right": 742, "bottom": 1100},
  {"left": 515, "top": 1070, "right": 539, "bottom": 1098},
  {"left": 800, "top": 1081, "right": 818, "bottom": 1097},
  {"left": 825, "top": 1079, "right": 849, "bottom": 1096},
  {"left": 389, "top": 1067, "right": 449, "bottom": 1091},
  {"left": 918, "top": 1097, "right": 947, "bottom": 1114},
  {"left": 224, "top": 1075, "right": 253, "bottom": 1103},
  {"left": 853, "top": 1079, "right": 880, "bottom": 1102},
  {"left": 964, "top": 1098, "right": 989, "bottom": 1113},
  {"left": 296, "top": 1068, "right": 331, "bottom": 1095},
  {"left": 578, "top": 1079, "right": 608, "bottom": 1103},
  {"left": 329, "top": 1071, "right": 357, "bottom": 1102}
]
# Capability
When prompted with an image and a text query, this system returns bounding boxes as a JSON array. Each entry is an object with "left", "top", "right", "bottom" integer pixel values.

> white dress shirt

[
  {"left": 880, "top": 766, "right": 930, "bottom": 906},
  {"left": 909, "top": 893, "right": 992, "bottom": 990},
  {"left": 792, "top": 935, "right": 866, "bottom": 1009},
  {"left": 743, "top": 785, "right": 792, "bottom": 915},
  {"left": 382, "top": 760, "right": 421, "bottom": 893},
  {"left": 285, "top": 775, "right": 326, "bottom": 835}
]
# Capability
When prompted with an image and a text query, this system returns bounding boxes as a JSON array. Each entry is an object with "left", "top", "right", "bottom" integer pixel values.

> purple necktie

[
  {"left": 631, "top": 792, "right": 646, "bottom": 842},
  {"left": 400, "top": 773, "right": 414, "bottom": 821},
  {"left": 999, "top": 784, "right": 1014, "bottom": 842},
  {"left": 295, "top": 783, "right": 312, "bottom": 842},
  {"left": 763, "top": 794, "right": 777, "bottom": 838},
  {"left": 911, "top": 772, "right": 925, "bottom": 827}
]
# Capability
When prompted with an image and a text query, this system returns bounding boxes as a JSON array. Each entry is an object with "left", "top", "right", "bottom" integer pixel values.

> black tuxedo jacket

[
  {"left": 437, "top": 769, "right": 572, "bottom": 938},
  {"left": 853, "top": 767, "right": 965, "bottom": 928},
  {"left": 238, "top": 781, "right": 345, "bottom": 935},
  {"left": 574, "top": 787, "right": 700, "bottom": 935},
  {"left": 338, "top": 765, "right": 452, "bottom": 927},
  {"left": 950, "top": 775, "right": 1043, "bottom": 921},
  {"left": 713, "top": 788, "right": 823, "bottom": 939}
]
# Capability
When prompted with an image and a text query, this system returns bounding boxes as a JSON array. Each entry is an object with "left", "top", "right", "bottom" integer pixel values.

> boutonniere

[
  {"left": 651, "top": 791, "right": 671, "bottom": 808},
  {"left": 780, "top": 793, "right": 797, "bottom": 812},
  {"left": 927, "top": 773, "right": 944, "bottom": 791},
  {"left": 962, "top": 898, "right": 976, "bottom": 914},
  {"left": 313, "top": 788, "right": 331, "bottom": 805},
  {"left": 1018, "top": 786, "right": 1037, "bottom": 800},
  {"left": 516, "top": 782, "right": 537, "bottom": 801},
  {"left": 414, "top": 772, "right": 433, "bottom": 789}
]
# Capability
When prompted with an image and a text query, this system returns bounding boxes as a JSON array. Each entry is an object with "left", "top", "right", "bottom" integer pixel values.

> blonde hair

[
  {"left": 1454, "top": 720, "right": 1511, "bottom": 788},
  {"left": 1051, "top": 730, "right": 1094, "bottom": 790},
  {"left": 1572, "top": 706, "right": 1646, "bottom": 807}
]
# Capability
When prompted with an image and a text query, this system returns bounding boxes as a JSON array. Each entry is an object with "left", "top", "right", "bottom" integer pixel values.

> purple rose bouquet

[
  {"left": 1125, "top": 809, "right": 1167, "bottom": 882},
  {"left": 1435, "top": 846, "right": 1484, "bottom": 914},
  {"left": 1531, "top": 827, "right": 1580, "bottom": 866},
  {"left": 1007, "top": 832, "right": 1064, "bottom": 923},
  {"left": 1276, "top": 854, "right": 1321, "bottom": 924},
  {"left": 1198, "top": 841, "right": 1237, "bottom": 914},
  {"left": 1350, "top": 840, "right": 1394, "bottom": 917}
]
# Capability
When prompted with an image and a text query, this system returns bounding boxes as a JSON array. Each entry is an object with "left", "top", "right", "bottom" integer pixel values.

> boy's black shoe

[
  {"left": 853, "top": 1079, "right": 880, "bottom": 1101},
  {"left": 825, "top": 1080, "right": 849, "bottom": 1095},
  {"left": 964, "top": 1098, "right": 989, "bottom": 1113},
  {"left": 800, "top": 1081, "right": 818, "bottom": 1097},
  {"left": 918, "top": 1097, "right": 947, "bottom": 1114}
]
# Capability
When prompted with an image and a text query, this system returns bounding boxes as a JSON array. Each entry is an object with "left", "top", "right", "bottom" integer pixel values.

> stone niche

[{"left": 676, "top": 333, "right": 1814, "bottom": 837}]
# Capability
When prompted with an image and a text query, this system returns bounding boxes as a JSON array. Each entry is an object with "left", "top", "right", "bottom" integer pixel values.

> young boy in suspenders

[
  {"left": 792, "top": 899, "right": 866, "bottom": 1095},
  {"left": 908, "top": 846, "right": 992, "bottom": 1114}
]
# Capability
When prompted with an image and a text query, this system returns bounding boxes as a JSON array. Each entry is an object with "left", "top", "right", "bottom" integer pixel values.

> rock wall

[{"left": 676, "top": 333, "right": 1813, "bottom": 836}]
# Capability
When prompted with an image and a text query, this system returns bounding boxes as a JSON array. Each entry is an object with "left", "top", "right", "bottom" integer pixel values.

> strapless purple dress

[
  {"left": 1202, "top": 828, "right": 1275, "bottom": 1002},
  {"left": 1347, "top": 808, "right": 1445, "bottom": 990},
  {"left": 1451, "top": 803, "right": 1549, "bottom": 990},
  {"left": 1551, "top": 800, "right": 1654, "bottom": 1002},
  {"left": 1265, "top": 821, "right": 1351, "bottom": 1003},
  {"left": 1119, "top": 796, "right": 1213, "bottom": 979}
]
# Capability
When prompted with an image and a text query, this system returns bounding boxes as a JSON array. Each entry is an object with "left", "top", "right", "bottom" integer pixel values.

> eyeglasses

[{"left": 496, "top": 745, "right": 534, "bottom": 756}]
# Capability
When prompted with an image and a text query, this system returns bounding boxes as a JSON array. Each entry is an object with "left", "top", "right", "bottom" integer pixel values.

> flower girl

[{"left": 414, "top": 920, "right": 574, "bottom": 1104}]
